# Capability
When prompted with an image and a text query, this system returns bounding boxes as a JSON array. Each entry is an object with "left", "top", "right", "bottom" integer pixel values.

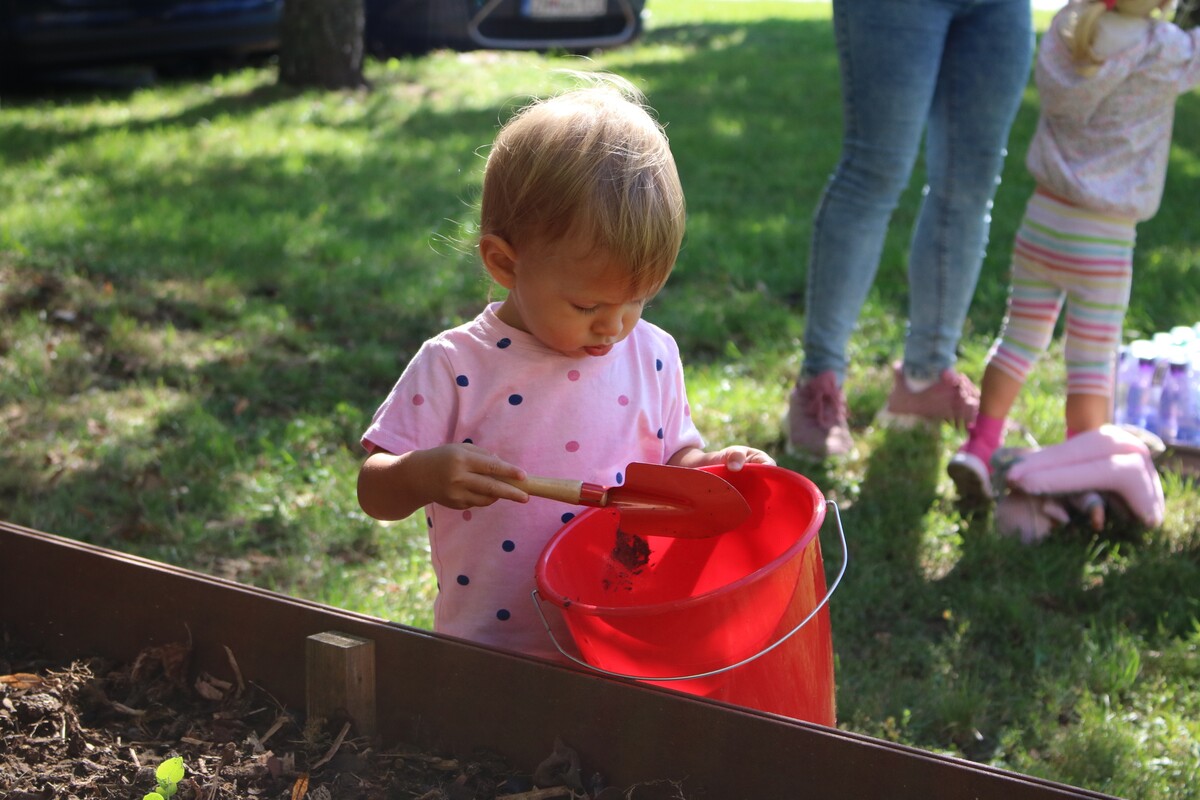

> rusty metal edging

[{"left": 0, "top": 520, "right": 1119, "bottom": 800}]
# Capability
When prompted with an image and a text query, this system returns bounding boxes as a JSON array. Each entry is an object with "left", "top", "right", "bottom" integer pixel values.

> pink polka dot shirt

[{"left": 361, "top": 304, "right": 703, "bottom": 661}]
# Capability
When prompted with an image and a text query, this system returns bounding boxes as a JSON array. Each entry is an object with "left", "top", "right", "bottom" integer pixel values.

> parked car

[
  {"left": 0, "top": 0, "right": 282, "bottom": 72},
  {"left": 364, "top": 0, "right": 646, "bottom": 57}
]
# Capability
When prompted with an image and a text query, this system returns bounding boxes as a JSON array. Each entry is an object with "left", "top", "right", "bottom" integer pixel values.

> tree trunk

[{"left": 278, "top": 0, "right": 366, "bottom": 90}]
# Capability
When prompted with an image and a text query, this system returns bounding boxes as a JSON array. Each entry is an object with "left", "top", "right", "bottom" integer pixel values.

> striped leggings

[{"left": 986, "top": 189, "right": 1135, "bottom": 398}]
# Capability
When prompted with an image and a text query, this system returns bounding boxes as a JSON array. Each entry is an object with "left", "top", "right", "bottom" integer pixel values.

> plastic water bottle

[
  {"left": 1158, "top": 354, "right": 1189, "bottom": 444},
  {"left": 1119, "top": 340, "right": 1158, "bottom": 430},
  {"left": 1180, "top": 354, "right": 1200, "bottom": 446}
]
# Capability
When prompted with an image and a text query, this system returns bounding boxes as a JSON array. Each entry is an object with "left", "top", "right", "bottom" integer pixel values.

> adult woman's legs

[
  {"left": 791, "top": 0, "right": 957, "bottom": 456},
  {"left": 793, "top": 0, "right": 1032, "bottom": 456}
]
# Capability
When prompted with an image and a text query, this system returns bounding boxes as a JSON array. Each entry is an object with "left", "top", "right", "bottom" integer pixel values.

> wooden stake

[{"left": 305, "top": 631, "right": 376, "bottom": 738}]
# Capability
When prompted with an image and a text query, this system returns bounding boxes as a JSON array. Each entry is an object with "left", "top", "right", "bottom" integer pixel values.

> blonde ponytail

[
  {"left": 1060, "top": 1, "right": 1111, "bottom": 74},
  {"left": 1060, "top": 0, "right": 1172, "bottom": 75}
]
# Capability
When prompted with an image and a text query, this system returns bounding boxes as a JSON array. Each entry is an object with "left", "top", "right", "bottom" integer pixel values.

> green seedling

[{"left": 142, "top": 756, "right": 185, "bottom": 800}]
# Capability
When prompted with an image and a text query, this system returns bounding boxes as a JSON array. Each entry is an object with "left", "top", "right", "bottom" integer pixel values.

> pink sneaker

[
  {"left": 884, "top": 362, "right": 979, "bottom": 428},
  {"left": 786, "top": 371, "right": 853, "bottom": 458}
]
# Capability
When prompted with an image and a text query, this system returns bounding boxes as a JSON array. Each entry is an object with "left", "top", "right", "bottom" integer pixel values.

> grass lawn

[{"left": 2, "top": 1, "right": 1199, "bottom": 797}]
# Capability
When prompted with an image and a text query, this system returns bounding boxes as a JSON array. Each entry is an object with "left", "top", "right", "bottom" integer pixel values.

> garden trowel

[{"left": 506, "top": 462, "right": 751, "bottom": 538}]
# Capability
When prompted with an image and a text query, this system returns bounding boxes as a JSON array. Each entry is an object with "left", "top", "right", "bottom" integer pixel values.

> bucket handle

[{"left": 531, "top": 500, "right": 847, "bottom": 683}]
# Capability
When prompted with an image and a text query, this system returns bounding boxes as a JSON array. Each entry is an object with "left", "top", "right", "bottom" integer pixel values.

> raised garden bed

[
  {"left": 2, "top": 639, "right": 544, "bottom": 798},
  {"left": 0, "top": 520, "right": 1119, "bottom": 799}
]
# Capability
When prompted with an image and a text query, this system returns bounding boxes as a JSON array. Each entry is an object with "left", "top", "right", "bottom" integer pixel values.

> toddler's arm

[
  {"left": 357, "top": 443, "right": 529, "bottom": 521},
  {"left": 668, "top": 445, "right": 776, "bottom": 472}
]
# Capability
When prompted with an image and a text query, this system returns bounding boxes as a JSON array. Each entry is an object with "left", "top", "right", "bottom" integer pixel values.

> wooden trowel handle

[{"left": 504, "top": 476, "right": 607, "bottom": 507}]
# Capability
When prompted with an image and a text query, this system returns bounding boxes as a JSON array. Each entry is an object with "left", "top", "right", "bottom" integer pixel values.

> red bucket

[{"left": 534, "top": 464, "right": 841, "bottom": 724}]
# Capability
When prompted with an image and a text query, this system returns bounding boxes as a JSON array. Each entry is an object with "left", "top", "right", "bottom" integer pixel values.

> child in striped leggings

[{"left": 950, "top": 0, "right": 1200, "bottom": 507}]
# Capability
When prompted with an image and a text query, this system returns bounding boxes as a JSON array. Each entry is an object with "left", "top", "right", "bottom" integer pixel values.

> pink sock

[{"left": 962, "top": 413, "right": 1005, "bottom": 469}]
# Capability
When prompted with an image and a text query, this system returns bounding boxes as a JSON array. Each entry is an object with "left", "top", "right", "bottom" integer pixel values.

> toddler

[
  {"left": 950, "top": 0, "right": 1200, "bottom": 506},
  {"left": 358, "top": 75, "right": 775, "bottom": 659}
]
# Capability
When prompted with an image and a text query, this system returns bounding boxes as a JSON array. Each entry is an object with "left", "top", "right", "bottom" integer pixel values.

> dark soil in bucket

[
  {"left": 0, "top": 637, "right": 685, "bottom": 800},
  {"left": 610, "top": 530, "right": 651, "bottom": 573}
]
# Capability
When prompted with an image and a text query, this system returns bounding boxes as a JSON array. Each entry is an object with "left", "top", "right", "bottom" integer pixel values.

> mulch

[{"left": 0, "top": 638, "right": 682, "bottom": 800}]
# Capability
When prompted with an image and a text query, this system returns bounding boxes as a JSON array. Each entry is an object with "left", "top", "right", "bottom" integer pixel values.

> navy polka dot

[
  {"left": 425, "top": 516, "right": 432, "bottom": 528},
  {"left": 497, "top": 338, "right": 511, "bottom": 349},
  {"left": 463, "top": 437, "right": 473, "bottom": 444},
  {"left": 496, "top": 609, "right": 511, "bottom": 621},
  {"left": 657, "top": 428, "right": 664, "bottom": 439},
  {"left": 457, "top": 574, "right": 469, "bottom": 585},
  {"left": 456, "top": 375, "right": 469, "bottom": 387},
  {"left": 615, "top": 471, "right": 624, "bottom": 484},
  {"left": 508, "top": 394, "right": 523, "bottom": 405},
  {"left": 502, "top": 540, "right": 515, "bottom": 552},
  {"left": 561, "top": 512, "right": 575, "bottom": 524},
  {"left": 655, "top": 358, "right": 663, "bottom": 371}
]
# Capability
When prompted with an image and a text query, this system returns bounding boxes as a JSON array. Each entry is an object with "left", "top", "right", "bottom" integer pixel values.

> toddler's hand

[
  {"left": 720, "top": 445, "right": 776, "bottom": 471},
  {"left": 688, "top": 445, "right": 776, "bottom": 472},
  {"left": 423, "top": 443, "right": 529, "bottom": 510}
]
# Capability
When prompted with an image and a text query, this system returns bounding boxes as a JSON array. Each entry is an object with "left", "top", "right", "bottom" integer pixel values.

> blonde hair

[
  {"left": 480, "top": 74, "right": 686, "bottom": 293},
  {"left": 1062, "top": 0, "right": 1171, "bottom": 74}
]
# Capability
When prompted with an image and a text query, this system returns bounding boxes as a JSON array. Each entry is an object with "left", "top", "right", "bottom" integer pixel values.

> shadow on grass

[{"left": 1, "top": 64, "right": 298, "bottom": 169}]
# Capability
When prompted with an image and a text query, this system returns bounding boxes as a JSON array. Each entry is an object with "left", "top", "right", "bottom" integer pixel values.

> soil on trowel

[{"left": 0, "top": 637, "right": 685, "bottom": 799}]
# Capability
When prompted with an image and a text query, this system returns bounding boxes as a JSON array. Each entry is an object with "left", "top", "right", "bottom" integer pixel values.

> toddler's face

[{"left": 496, "top": 234, "right": 652, "bottom": 358}]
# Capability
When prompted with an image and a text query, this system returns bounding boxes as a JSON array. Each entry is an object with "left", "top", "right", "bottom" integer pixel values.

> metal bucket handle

[{"left": 532, "top": 500, "right": 847, "bottom": 682}]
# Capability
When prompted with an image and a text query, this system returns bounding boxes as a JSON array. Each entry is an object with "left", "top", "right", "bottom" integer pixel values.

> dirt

[
  {"left": 0, "top": 639, "right": 676, "bottom": 800},
  {"left": 610, "top": 531, "right": 650, "bottom": 573}
]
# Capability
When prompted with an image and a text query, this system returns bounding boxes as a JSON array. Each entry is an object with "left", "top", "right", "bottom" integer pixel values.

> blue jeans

[{"left": 802, "top": 0, "right": 1033, "bottom": 383}]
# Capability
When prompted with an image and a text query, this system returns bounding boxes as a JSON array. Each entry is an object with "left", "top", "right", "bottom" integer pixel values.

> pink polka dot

[
  {"left": 565, "top": 441, "right": 580, "bottom": 452},
  {"left": 685, "top": 404, "right": 691, "bottom": 417},
  {"left": 412, "top": 394, "right": 425, "bottom": 406},
  {"left": 463, "top": 510, "right": 473, "bottom": 521},
  {"left": 618, "top": 395, "right": 630, "bottom": 406},
  {"left": 567, "top": 369, "right": 581, "bottom": 381}
]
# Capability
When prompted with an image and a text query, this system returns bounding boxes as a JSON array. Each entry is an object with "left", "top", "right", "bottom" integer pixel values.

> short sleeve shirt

[{"left": 361, "top": 304, "right": 704, "bottom": 660}]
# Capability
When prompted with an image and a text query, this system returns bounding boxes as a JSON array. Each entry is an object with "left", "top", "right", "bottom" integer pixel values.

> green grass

[{"left": 2, "top": 2, "right": 1199, "bottom": 797}]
